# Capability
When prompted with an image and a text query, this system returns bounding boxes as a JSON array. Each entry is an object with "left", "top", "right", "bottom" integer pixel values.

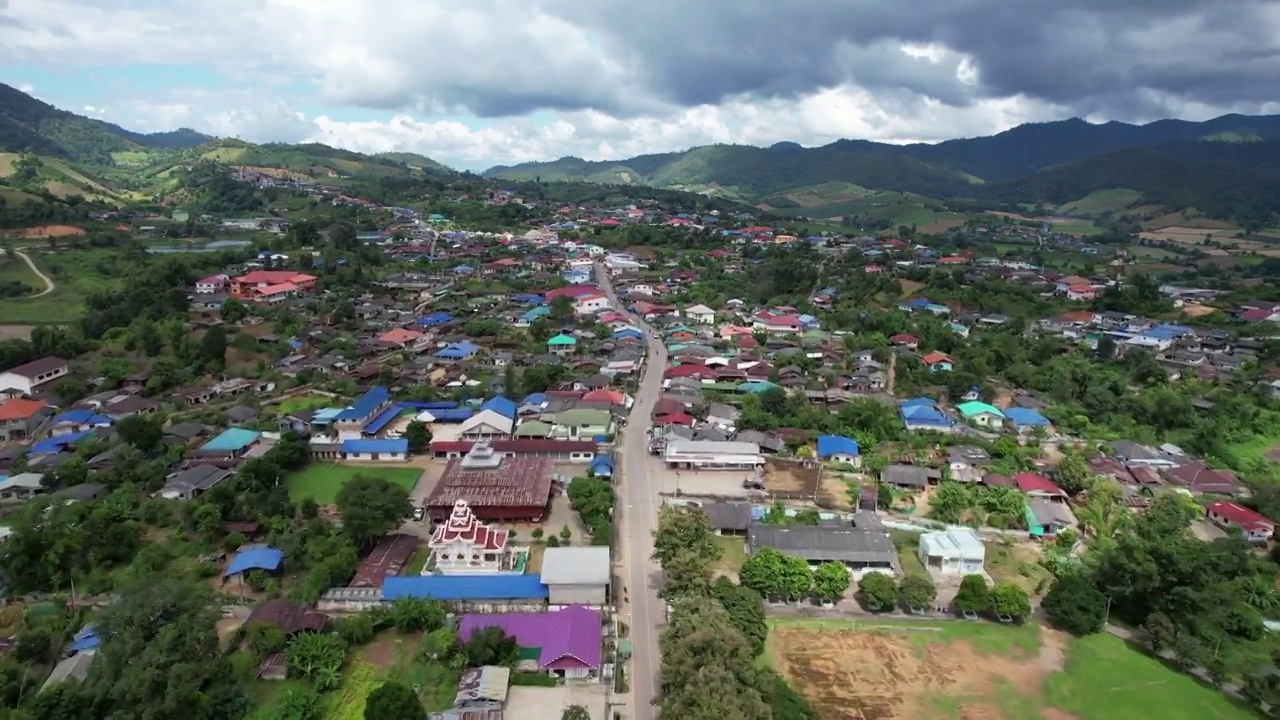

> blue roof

[
  {"left": 738, "top": 381, "right": 780, "bottom": 393},
  {"left": 418, "top": 311, "right": 453, "bottom": 327},
  {"left": 51, "top": 409, "right": 111, "bottom": 426},
  {"left": 69, "top": 624, "right": 100, "bottom": 653},
  {"left": 901, "top": 397, "right": 939, "bottom": 407},
  {"left": 817, "top": 435, "right": 860, "bottom": 458},
  {"left": 342, "top": 438, "right": 409, "bottom": 454},
  {"left": 428, "top": 408, "right": 474, "bottom": 422},
  {"left": 363, "top": 404, "right": 405, "bottom": 435},
  {"left": 613, "top": 327, "right": 643, "bottom": 338},
  {"left": 521, "top": 393, "right": 547, "bottom": 407},
  {"left": 521, "top": 306, "right": 552, "bottom": 322},
  {"left": 590, "top": 454, "right": 614, "bottom": 474},
  {"left": 398, "top": 401, "right": 459, "bottom": 410},
  {"left": 512, "top": 293, "right": 544, "bottom": 305},
  {"left": 481, "top": 395, "right": 517, "bottom": 420},
  {"left": 31, "top": 431, "right": 90, "bottom": 455},
  {"left": 201, "top": 427, "right": 262, "bottom": 452},
  {"left": 337, "top": 387, "right": 391, "bottom": 421},
  {"left": 382, "top": 574, "right": 549, "bottom": 601},
  {"left": 224, "top": 546, "right": 284, "bottom": 577},
  {"left": 900, "top": 400, "right": 951, "bottom": 427},
  {"left": 436, "top": 341, "right": 479, "bottom": 359},
  {"left": 1004, "top": 407, "right": 1051, "bottom": 427},
  {"left": 1145, "top": 324, "right": 1191, "bottom": 340}
]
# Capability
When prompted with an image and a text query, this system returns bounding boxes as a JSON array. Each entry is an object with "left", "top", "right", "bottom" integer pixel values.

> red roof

[
  {"left": 1014, "top": 472, "right": 1064, "bottom": 495},
  {"left": 236, "top": 270, "right": 315, "bottom": 285},
  {"left": 654, "top": 412, "right": 695, "bottom": 427},
  {"left": 1241, "top": 308, "right": 1273, "bottom": 321},
  {"left": 921, "top": 352, "right": 953, "bottom": 365},
  {"left": 0, "top": 398, "right": 46, "bottom": 421},
  {"left": 431, "top": 501, "right": 508, "bottom": 550},
  {"left": 1207, "top": 502, "right": 1273, "bottom": 531},
  {"left": 582, "top": 389, "right": 625, "bottom": 405},
  {"left": 889, "top": 334, "right": 918, "bottom": 344},
  {"left": 544, "top": 286, "right": 601, "bottom": 302}
]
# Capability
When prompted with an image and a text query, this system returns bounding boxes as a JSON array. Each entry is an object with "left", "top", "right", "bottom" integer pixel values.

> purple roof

[{"left": 458, "top": 605, "right": 601, "bottom": 669}]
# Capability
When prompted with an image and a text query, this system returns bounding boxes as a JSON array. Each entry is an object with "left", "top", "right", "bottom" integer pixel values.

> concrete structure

[
  {"left": 340, "top": 438, "right": 409, "bottom": 462},
  {"left": 957, "top": 401, "right": 1005, "bottom": 429},
  {"left": 541, "top": 546, "right": 610, "bottom": 605},
  {"left": 0, "top": 398, "right": 49, "bottom": 442},
  {"left": 662, "top": 439, "right": 763, "bottom": 470},
  {"left": 918, "top": 527, "right": 986, "bottom": 576},
  {"left": 0, "top": 357, "right": 68, "bottom": 397},
  {"left": 1206, "top": 501, "right": 1275, "bottom": 543},
  {"left": 747, "top": 518, "right": 897, "bottom": 575},
  {"left": 429, "top": 500, "right": 522, "bottom": 573},
  {"left": 683, "top": 304, "right": 715, "bottom": 324}
]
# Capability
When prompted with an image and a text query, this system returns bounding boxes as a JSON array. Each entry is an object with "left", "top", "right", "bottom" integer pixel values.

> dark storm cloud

[{"left": 559, "top": 0, "right": 1280, "bottom": 118}]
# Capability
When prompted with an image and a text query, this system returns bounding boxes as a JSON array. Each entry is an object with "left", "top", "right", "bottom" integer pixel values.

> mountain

[
  {"left": 484, "top": 114, "right": 1280, "bottom": 205},
  {"left": 0, "top": 83, "right": 213, "bottom": 164}
]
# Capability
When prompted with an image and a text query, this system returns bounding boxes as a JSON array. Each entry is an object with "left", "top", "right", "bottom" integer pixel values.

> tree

[
  {"left": 661, "top": 547, "right": 713, "bottom": 599},
  {"left": 710, "top": 577, "right": 767, "bottom": 655},
  {"left": 954, "top": 574, "right": 991, "bottom": 615},
  {"left": 220, "top": 298, "right": 248, "bottom": 324},
  {"left": 1053, "top": 452, "right": 1090, "bottom": 495},
  {"left": 561, "top": 705, "right": 592, "bottom": 720},
  {"left": 989, "top": 582, "right": 1031, "bottom": 620},
  {"left": 740, "top": 547, "right": 786, "bottom": 599},
  {"left": 335, "top": 474, "right": 412, "bottom": 548},
  {"left": 420, "top": 627, "right": 463, "bottom": 667},
  {"left": 812, "top": 561, "right": 851, "bottom": 603},
  {"left": 897, "top": 575, "right": 937, "bottom": 612},
  {"left": 200, "top": 325, "right": 228, "bottom": 369},
  {"left": 463, "top": 626, "right": 519, "bottom": 667},
  {"left": 285, "top": 631, "right": 348, "bottom": 690},
  {"left": 116, "top": 413, "right": 164, "bottom": 453},
  {"left": 550, "top": 294, "right": 575, "bottom": 322},
  {"left": 659, "top": 596, "right": 770, "bottom": 720},
  {"left": 403, "top": 420, "right": 432, "bottom": 454},
  {"left": 1042, "top": 573, "right": 1108, "bottom": 635},
  {"left": 390, "top": 597, "right": 446, "bottom": 633},
  {"left": 364, "top": 681, "right": 423, "bottom": 720},
  {"left": 653, "top": 506, "right": 720, "bottom": 568},
  {"left": 857, "top": 572, "right": 897, "bottom": 612}
]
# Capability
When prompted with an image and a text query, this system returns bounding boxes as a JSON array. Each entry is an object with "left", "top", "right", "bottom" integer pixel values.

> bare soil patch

[
  {"left": 763, "top": 458, "right": 819, "bottom": 500},
  {"left": 919, "top": 218, "right": 967, "bottom": 234},
  {"left": 0, "top": 325, "right": 36, "bottom": 340},
  {"left": 2, "top": 225, "right": 86, "bottom": 239},
  {"left": 769, "top": 627, "right": 1048, "bottom": 720},
  {"left": 362, "top": 638, "right": 402, "bottom": 669},
  {"left": 1179, "top": 303, "right": 1218, "bottom": 318},
  {"left": 818, "top": 473, "right": 857, "bottom": 511}
]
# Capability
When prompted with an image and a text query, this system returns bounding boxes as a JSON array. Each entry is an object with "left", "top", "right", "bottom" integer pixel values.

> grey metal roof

[
  {"left": 700, "top": 502, "right": 752, "bottom": 531},
  {"left": 540, "top": 546, "right": 610, "bottom": 586},
  {"left": 748, "top": 524, "right": 898, "bottom": 564},
  {"left": 882, "top": 464, "right": 932, "bottom": 487}
]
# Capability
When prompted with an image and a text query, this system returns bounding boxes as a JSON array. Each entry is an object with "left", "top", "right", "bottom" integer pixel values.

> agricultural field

[
  {"left": 765, "top": 190, "right": 965, "bottom": 233},
  {"left": 765, "top": 619, "right": 1255, "bottom": 720},
  {"left": 1056, "top": 189, "right": 1143, "bottom": 217},
  {"left": 284, "top": 463, "right": 422, "bottom": 505}
]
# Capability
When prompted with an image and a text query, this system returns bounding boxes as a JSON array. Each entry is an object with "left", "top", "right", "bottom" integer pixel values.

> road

[
  {"left": 11, "top": 249, "right": 55, "bottom": 297},
  {"left": 597, "top": 262, "right": 666, "bottom": 720}
]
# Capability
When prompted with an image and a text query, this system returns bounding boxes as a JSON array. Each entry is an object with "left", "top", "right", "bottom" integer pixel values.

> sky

[{"left": 2, "top": 0, "right": 1279, "bottom": 172}]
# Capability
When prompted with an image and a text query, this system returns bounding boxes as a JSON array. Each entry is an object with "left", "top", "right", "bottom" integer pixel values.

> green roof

[
  {"left": 554, "top": 408, "right": 612, "bottom": 427},
  {"left": 547, "top": 334, "right": 577, "bottom": 346},
  {"left": 515, "top": 420, "right": 553, "bottom": 437},
  {"left": 957, "top": 401, "right": 1005, "bottom": 418}
]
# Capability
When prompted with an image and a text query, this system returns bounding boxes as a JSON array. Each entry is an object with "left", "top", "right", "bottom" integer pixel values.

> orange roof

[
  {"left": 582, "top": 389, "right": 625, "bottom": 405},
  {"left": 1067, "top": 283, "right": 1094, "bottom": 293},
  {"left": 921, "top": 352, "right": 953, "bottom": 365},
  {"left": 0, "top": 398, "right": 46, "bottom": 421},
  {"left": 257, "top": 281, "right": 299, "bottom": 296},
  {"left": 378, "top": 328, "right": 424, "bottom": 345}
]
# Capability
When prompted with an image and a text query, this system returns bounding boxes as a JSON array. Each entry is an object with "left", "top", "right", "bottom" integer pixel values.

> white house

[
  {"left": 918, "top": 528, "right": 986, "bottom": 576},
  {"left": 684, "top": 304, "right": 716, "bottom": 324},
  {"left": 0, "top": 357, "right": 69, "bottom": 397},
  {"left": 429, "top": 500, "right": 523, "bottom": 573},
  {"left": 574, "top": 294, "right": 611, "bottom": 315},
  {"left": 663, "top": 440, "right": 764, "bottom": 470},
  {"left": 195, "top": 274, "right": 229, "bottom": 294},
  {"left": 458, "top": 409, "right": 515, "bottom": 439},
  {"left": 340, "top": 438, "right": 409, "bottom": 462}
]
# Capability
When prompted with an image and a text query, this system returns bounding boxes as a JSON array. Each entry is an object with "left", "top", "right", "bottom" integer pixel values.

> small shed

[
  {"left": 918, "top": 528, "right": 986, "bottom": 576},
  {"left": 540, "top": 546, "right": 611, "bottom": 605}
]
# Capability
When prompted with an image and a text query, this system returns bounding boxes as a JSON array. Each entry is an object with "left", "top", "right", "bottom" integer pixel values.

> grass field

[
  {"left": 765, "top": 618, "right": 1256, "bottom": 720},
  {"left": 0, "top": 248, "right": 122, "bottom": 324},
  {"left": 276, "top": 394, "right": 337, "bottom": 415},
  {"left": 284, "top": 463, "right": 422, "bottom": 505},
  {"left": 1057, "top": 188, "right": 1143, "bottom": 217},
  {"left": 712, "top": 535, "right": 748, "bottom": 575}
]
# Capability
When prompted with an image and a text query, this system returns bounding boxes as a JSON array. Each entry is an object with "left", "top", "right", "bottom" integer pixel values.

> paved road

[
  {"left": 12, "top": 249, "right": 54, "bottom": 297},
  {"left": 597, "top": 263, "right": 666, "bottom": 720}
]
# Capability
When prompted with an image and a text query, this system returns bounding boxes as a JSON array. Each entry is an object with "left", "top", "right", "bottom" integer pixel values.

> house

[
  {"left": 0, "top": 357, "right": 69, "bottom": 396},
  {"left": 574, "top": 293, "right": 610, "bottom": 315},
  {"left": 1013, "top": 472, "right": 1067, "bottom": 499},
  {"left": 1161, "top": 461, "right": 1243, "bottom": 496},
  {"left": 540, "top": 546, "right": 610, "bottom": 605},
  {"left": 458, "top": 410, "right": 515, "bottom": 439},
  {"left": 1108, "top": 440, "right": 1180, "bottom": 468},
  {"left": 547, "top": 334, "right": 577, "bottom": 357},
  {"left": 918, "top": 528, "right": 985, "bottom": 576},
  {"left": 816, "top": 435, "right": 861, "bottom": 467},
  {"left": 889, "top": 334, "right": 919, "bottom": 350},
  {"left": 198, "top": 428, "right": 261, "bottom": 459},
  {"left": 699, "top": 502, "right": 753, "bottom": 535},
  {"left": 551, "top": 408, "right": 612, "bottom": 440},
  {"left": 921, "top": 352, "right": 953, "bottom": 373},
  {"left": 429, "top": 500, "right": 519, "bottom": 573},
  {"left": 899, "top": 398, "right": 954, "bottom": 433},
  {"left": 230, "top": 270, "right": 317, "bottom": 301},
  {"left": 0, "top": 398, "right": 49, "bottom": 442},
  {"left": 957, "top": 401, "right": 1005, "bottom": 429},
  {"left": 436, "top": 342, "right": 480, "bottom": 361},
  {"left": 458, "top": 606, "right": 602, "bottom": 679},
  {"left": 244, "top": 599, "right": 327, "bottom": 636},
  {"left": 47, "top": 408, "right": 112, "bottom": 436},
  {"left": 157, "top": 464, "right": 233, "bottom": 500},
  {"left": 1205, "top": 502, "right": 1274, "bottom": 543},
  {"left": 881, "top": 464, "right": 935, "bottom": 490},
  {"left": 683, "top": 304, "right": 715, "bottom": 324},
  {"left": 747, "top": 517, "right": 897, "bottom": 575},
  {"left": 947, "top": 445, "right": 991, "bottom": 483},
  {"left": 588, "top": 454, "right": 614, "bottom": 478},
  {"left": 41, "top": 652, "right": 96, "bottom": 693},
  {"left": 1026, "top": 499, "right": 1077, "bottom": 537},
  {"left": 1003, "top": 407, "right": 1051, "bottom": 433},
  {"left": 0, "top": 472, "right": 45, "bottom": 502},
  {"left": 195, "top": 274, "right": 229, "bottom": 294}
]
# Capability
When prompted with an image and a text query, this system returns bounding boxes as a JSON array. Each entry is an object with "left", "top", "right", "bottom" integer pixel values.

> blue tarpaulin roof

[
  {"left": 362, "top": 404, "right": 405, "bottom": 435},
  {"left": 336, "top": 387, "right": 390, "bottom": 421},
  {"left": 521, "top": 393, "right": 547, "bottom": 407},
  {"left": 427, "top": 408, "right": 473, "bottom": 422},
  {"left": 817, "top": 435, "right": 860, "bottom": 458},
  {"left": 382, "top": 574, "right": 548, "bottom": 601},
  {"left": 512, "top": 293, "right": 543, "bottom": 305},
  {"left": 1004, "top": 407, "right": 1052, "bottom": 427},
  {"left": 31, "top": 431, "right": 91, "bottom": 455},
  {"left": 342, "top": 438, "right": 409, "bottom": 454},
  {"left": 224, "top": 546, "right": 284, "bottom": 577},
  {"left": 417, "top": 311, "right": 453, "bottom": 327},
  {"left": 590, "top": 454, "right": 614, "bottom": 475},
  {"left": 50, "top": 409, "right": 111, "bottom": 426},
  {"left": 399, "top": 401, "right": 459, "bottom": 410},
  {"left": 481, "top": 395, "right": 517, "bottom": 420},
  {"left": 69, "top": 624, "right": 100, "bottom": 653}
]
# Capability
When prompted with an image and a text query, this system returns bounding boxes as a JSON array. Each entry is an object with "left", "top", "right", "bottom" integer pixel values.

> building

[
  {"left": 957, "top": 401, "right": 1005, "bottom": 429},
  {"left": 0, "top": 357, "right": 69, "bottom": 397},
  {"left": 899, "top": 398, "right": 955, "bottom": 433},
  {"left": 0, "top": 398, "right": 49, "bottom": 442},
  {"left": 551, "top": 408, "right": 612, "bottom": 440},
  {"left": 1003, "top": 407, "right": 1051, "bottom": 434},
  {"left": 198, "top": 428, "right": 261, "bottom": 459},
  {"left": 816, "top": 435, "right": 861, "bottom": 467},
  {"left": 340, "top": 438, "right": 409, "bottom": 462},
  {"left": 378, "top": 574, "right": 550, "bottom": 611},
  {"left": 699, "top": 502, "right": 752, "bottom": 536},
  {"left": 0, "top": 472, "right": 45, "bottom": 502},
  {"left": 195, "top": 274, "right": 229, "bottom": 294},
  {"left": 230, "top": 270, "right": 317, "bottom": 301},
  {"left": 683, "top": 304, "right": 716, "bottom": 324},
  {"left": 428, "top": 500, "right": 522, "bottom": 573},
  {"left": 918, "top": 528, "right": 986, "bottom": 576},
  {"left": 540, "top": 546, "right": 610, "bottom": 605},
  {"left": 429, "top": 439, "right": 596, "bottom": 463},
  {"left": 458, "top": 606, "right": 602, "bottom": 679},
  {"left": 663, "top": 440, "right": 763, "bottom": 470},
  {"left": 333, "top": 387, "right": 392, "bottom": 440},
  {"left": 157, "top": 464, "right": 233, "bottom": 500},
  {"left": 1206, "top": 502, "right": 1275, "bottom": 543},
  {"left": 547, "top": 334, "right": 577, "bottom": 357},
  {"left": 424, "top": 443, "right": 554, "bottom": 522},
  {"left": 747, "top": 515, "right": 897, "bottom": 575},
  {"left": 458, "top": 409, "right": 515, "bottom": 439}
]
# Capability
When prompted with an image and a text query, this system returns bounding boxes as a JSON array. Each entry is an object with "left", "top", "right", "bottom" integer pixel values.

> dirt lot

[
  {"left": 0, "top": 225, "right": 86, "bottom": 239},
  {"left": 763, "top": 458, "right": 820, "bottom": 500},
  {"left": 769, "top": 625, "right": 1070, "bottom": 720},
  {"left": 818, "top": 472, "right": 858, "bottom": 511},
  {"left": 506, "top": 685, "right": 608, "bottom": 720},
  {"left": 0, "top": 325, "right": 35, "bottom": 340}
]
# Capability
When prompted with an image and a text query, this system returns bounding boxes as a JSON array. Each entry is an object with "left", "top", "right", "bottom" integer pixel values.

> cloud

[{"left": 2, "top": 0, "right": 1279, "bottom": 166}]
